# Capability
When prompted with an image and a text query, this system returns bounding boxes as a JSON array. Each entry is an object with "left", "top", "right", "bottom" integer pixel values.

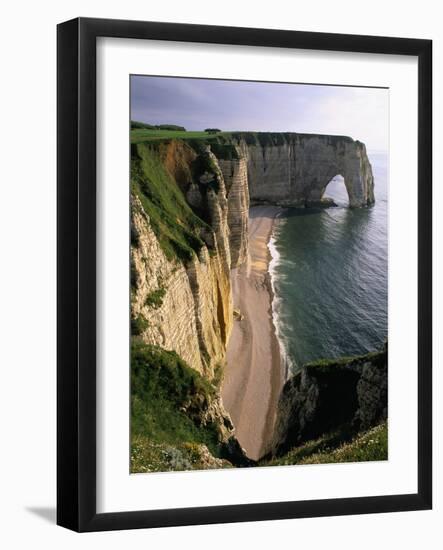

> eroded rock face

[
  {"left": 356, "top": 358, "right": 388, "bottom": 431},
  {"left": 270, "top": 346, "right": 387, "bottom": 457},
  {"left": 236, "top": 134, "right": 374, "bottom": 208},
  {"left": 131, "top": 196, "right": 203, "bottom": 373},
  {"left": 131, "top": 194, "right": 232, "bottom": 378},
  {"left": 218, "top": 154, "right": 250, "bottom": 267}
]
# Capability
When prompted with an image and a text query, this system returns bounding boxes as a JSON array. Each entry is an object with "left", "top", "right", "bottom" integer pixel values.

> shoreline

[
  {"left": 221, "top": 205, "right": 285, "bottom": 460},
  {"left": 267, "top": 216, "right": 293, "bottom": 382}
]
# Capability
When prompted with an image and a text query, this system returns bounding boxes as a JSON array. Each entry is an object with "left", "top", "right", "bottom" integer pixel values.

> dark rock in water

[
  {"left": 271, "top": 345, "right": 387, "bottom": 457},
  {"left": 305, "top": 197, "right": 338, "bottom": 208}
]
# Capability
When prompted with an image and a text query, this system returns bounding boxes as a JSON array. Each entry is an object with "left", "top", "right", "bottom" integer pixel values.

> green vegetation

[
  {"left": 190, "top": 152, "right": 221, "bottom": 194},
  {"left": 301, "top": 423, "right": 388, "bottom": 464},
  {"left": 183, "top": 136, "right": 240, "bottom": 162},
  {"left": 131, "top": 129, "right": 286, "bottom": 146},
  {"left": 131, "top": 315, "right": 149, "bottom": 335},
  {"left": 131, "top": 437, "right": 232, "bottom": 473},
  {"left": 145, "top": 288, "right": 166, "bottom": 309},
  {"left": 131, "top": 129, "right": 235, "bottom": 159},
  {"left": 131, "top": 129, "right": 240, "bottom": 162},
  {"left": 131, "top": 341, "right": 225, "bottom": 472},
  {"left": 208, "top": 141, "right": 240, "bottom": 161},
  {"left": 156, "top": 124, "right": 186, "bottom": 131},
  {"left": 304, "top": 348, "right": 386, "bottom": 373},
  {"left": 131, "top": 121, "right": 186, "bottom": 131},
  {"left": 131, "top": 129, "right": 229, "bottom": 143},
  {"left": 263, "top": 429, "right": 352, "bottom": 466},
  {"left": 131, "top": 121, "right": 156, "bottom": 130},
  {"left": 230, "top": 131, "right": 290, "bottom": 147},
  {"left": 131, "top": 142, "right": 212, "bottom": 262},
  {"left": 130, "top": 128, "right": 353, "bottom": 149},
  {"left": 212, "top": 363, "right": 225, "bottom": 388},
  {"left": 264, "top": 422, "right": 387, "bottom": 467}
]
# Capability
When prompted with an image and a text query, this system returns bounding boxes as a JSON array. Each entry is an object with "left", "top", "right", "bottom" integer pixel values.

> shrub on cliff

[
  {"left": 157, "top": 124, "right": 186, "bottom": 131},
  {"left": 191, "top": 152, "right": 221, "bottom": 193},
  {"left": 131, "top": 120, "right": 155, "bottom": 129},
  {"left": 208, "top": 141, "right": 240, "bottom": 161},
  {"left": 131, "top": 315, "right": 149, "bottom": 336},
  {"left": 145, "top": 287, "right": 166, "bottom": 309}
]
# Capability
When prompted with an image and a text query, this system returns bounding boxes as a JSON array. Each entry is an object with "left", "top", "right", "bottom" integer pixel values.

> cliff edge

[{"left": 270, "top": 344, "right": 388, "bottom": 458}]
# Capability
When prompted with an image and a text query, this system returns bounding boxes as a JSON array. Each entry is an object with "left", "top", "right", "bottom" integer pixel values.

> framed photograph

[{"left": 57, "top": 17, "right": 432, "bottom": 532}]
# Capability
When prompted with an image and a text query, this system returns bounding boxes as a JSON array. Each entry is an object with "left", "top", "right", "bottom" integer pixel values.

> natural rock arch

[{"left": 241, "top": 134, "right": 375, "bottom": 208}]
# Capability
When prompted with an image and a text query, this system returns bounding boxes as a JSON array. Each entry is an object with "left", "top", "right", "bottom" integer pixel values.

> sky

[{"left": 131, "top": 75, "right": 389, "bottom": 152}]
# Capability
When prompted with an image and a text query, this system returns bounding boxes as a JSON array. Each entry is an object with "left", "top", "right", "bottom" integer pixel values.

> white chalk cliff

[{"left": 235, "top": 133, "right": 374, "bottom": 208}]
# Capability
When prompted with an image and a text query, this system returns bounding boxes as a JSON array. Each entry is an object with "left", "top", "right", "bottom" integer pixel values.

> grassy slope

[
  {"left": 264, "top": 423, "right": 387, "bottom": 466},
  {"left": 131, "top": 340, "right": 229, "bottom": 473},
  {"left": 131, "top": 142, "right": 211, "bottom": 262}
]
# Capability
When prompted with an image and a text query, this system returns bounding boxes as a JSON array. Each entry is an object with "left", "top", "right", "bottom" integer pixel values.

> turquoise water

[{"left": 270, "top": 152, "right": 388, "bottom": 372}]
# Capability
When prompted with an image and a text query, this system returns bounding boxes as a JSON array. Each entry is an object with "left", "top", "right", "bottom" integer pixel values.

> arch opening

[{"left": 322, "top": 174, "right": 349, "bottom": 207}]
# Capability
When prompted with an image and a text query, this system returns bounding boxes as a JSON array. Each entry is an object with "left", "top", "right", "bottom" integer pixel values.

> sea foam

[{"left": 267, "top": 217, "right": 294, "bottom": 380}]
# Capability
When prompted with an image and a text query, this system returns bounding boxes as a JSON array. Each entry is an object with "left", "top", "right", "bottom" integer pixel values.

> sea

[{"left": 269, "top": 152, "right": 388, "bottom": 375}]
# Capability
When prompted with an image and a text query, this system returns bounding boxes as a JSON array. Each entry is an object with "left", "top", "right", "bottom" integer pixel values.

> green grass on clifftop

[
  {"left": 303, "top": 348, "right": 386, "bottom": 376},
  {"left": 131, "top": 129, "right": 230, "bottom": 143},
  {"left": 131, "top": 129, "right": 240, "bottom": 160}
]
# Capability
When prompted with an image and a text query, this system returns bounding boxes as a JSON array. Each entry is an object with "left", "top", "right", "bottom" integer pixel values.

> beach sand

[{"left": 221, "top": 205, "right": 284, "bottom": 461}]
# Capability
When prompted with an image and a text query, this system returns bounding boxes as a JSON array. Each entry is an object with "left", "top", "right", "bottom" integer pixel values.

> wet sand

[{"left": 221, "top": 205, "right": 284, "bottom": 460}]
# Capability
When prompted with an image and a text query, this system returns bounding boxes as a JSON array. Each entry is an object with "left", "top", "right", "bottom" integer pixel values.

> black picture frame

[{"left": 57, "top": 17, "right": 432, "bottom": 532}]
